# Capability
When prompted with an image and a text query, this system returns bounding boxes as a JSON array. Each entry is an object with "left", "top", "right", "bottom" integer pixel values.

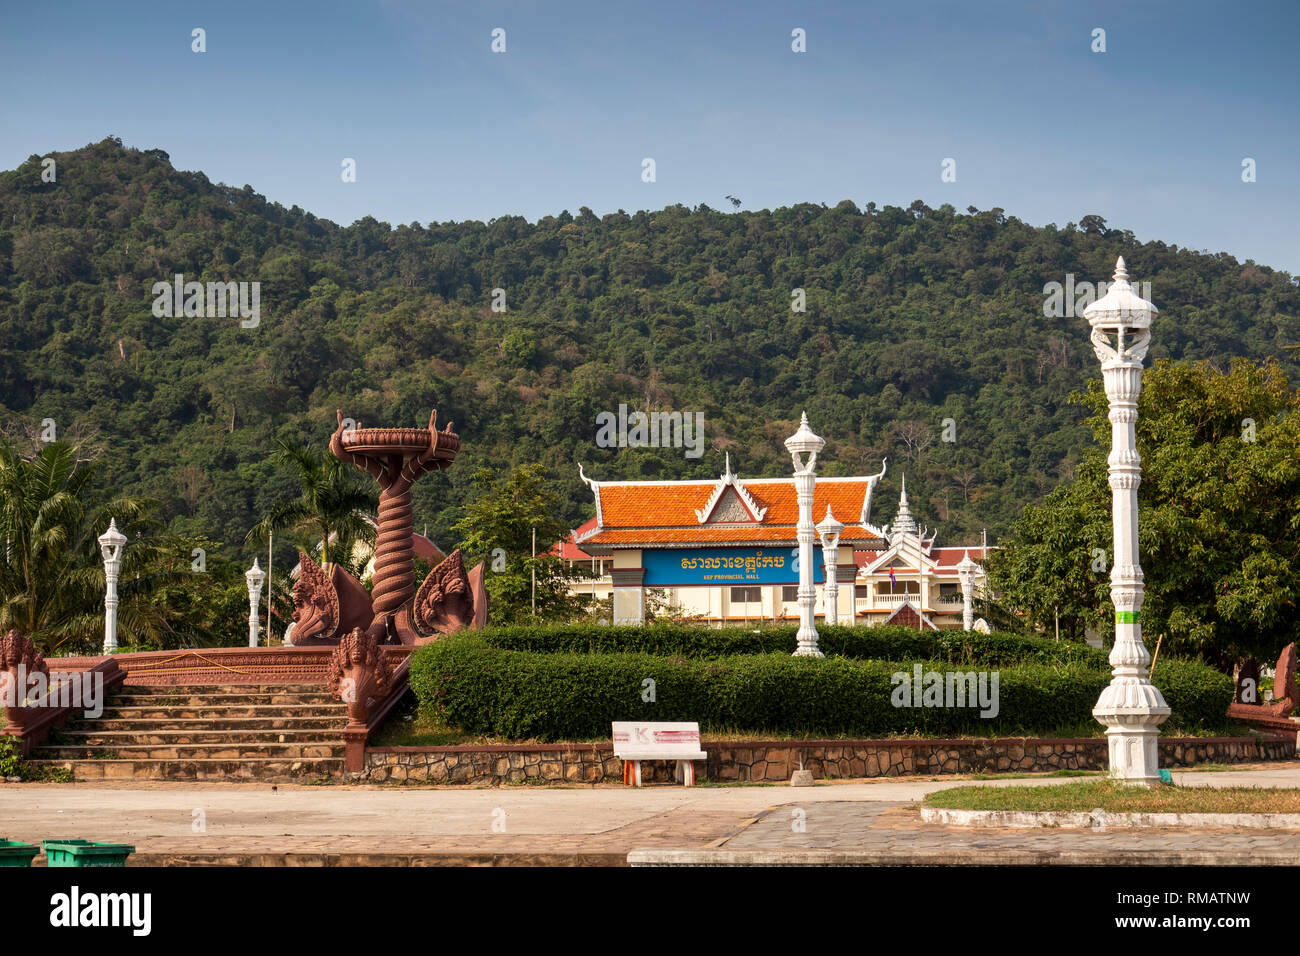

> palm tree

[
  {"left": 0, "top": 442, "right": 189, "bottom": 654},
  {"left": 246, "top": 438, "right": 378, "bottom": 572}
]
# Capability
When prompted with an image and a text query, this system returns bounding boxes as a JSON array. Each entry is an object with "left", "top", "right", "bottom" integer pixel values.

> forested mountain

[{"left": 1, "top": 137, "right": 1297, "bottom": 563}]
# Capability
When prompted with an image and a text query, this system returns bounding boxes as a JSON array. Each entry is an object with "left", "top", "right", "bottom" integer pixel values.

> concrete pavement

[{"left": 1, "top": 763, "right": 1297, "bottom": 865}]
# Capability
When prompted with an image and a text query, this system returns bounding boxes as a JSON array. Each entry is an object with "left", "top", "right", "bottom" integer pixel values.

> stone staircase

[{"left": 28, "top": 683, "right": 349, "bottom": 781}]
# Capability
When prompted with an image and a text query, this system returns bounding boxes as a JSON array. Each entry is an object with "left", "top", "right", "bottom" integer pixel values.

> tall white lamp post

[
  {"left": 98, "top": 519, "right": 127, "bottom": 654},
  {"left": 246, "top": 559, "right": 266, "bottom": 648},
  {"left": 956, "top": 550, "right": 979, "bottom": 632},
  {"left": 786, "top": 412, "right": 825, "bottom": 657},
  {"left": 1084, "top": 257, "right": 1170, "bottom": 785},
  {"left": 816, "top": 507, "right": 844, "bottom": 628}
]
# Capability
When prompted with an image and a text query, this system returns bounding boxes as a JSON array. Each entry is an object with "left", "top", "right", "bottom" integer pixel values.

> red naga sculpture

[{"left": 287, "top": 410, "right": 488, "bottom": 646}]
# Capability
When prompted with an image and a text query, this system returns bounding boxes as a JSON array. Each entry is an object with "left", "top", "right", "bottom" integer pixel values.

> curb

[
  {"left": 919, "top": 807, "right": 1300, "bottom": 829},
  {"left": 626, "top": 847, "right": 1297, "bottom": 866},
  {"left": 106, "top": 851, "right": 629, "bottom": 867}
]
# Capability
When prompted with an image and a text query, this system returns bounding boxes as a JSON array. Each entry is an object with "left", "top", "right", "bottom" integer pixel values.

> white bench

[{"left": 612, "top": 721, "right": 707, "bottom": 787}]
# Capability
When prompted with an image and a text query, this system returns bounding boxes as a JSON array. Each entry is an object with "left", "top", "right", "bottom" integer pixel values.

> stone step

[
  {"left": 109, "top": 691, "right": 338, "bottom": 706},
  {"left": 72, "top": 717, "right": 347, "bottom": 732},
  {"left": 38, "top": 742, "right": 345, "bottom": 760},
  {"left": 50, "top": 729, "right": 343, "bottom": 746},
  {"left": 39, "top": 680, "right": 356, "bottom": 782},
  {"left": 117, "top": 683, "right": 330, "bottom": 696},
  {"left": 94, "top": 704, "right": 347, "bottom": 720},
  {"left": 26, "top": 757, "right": 344, "bottom": 782}
]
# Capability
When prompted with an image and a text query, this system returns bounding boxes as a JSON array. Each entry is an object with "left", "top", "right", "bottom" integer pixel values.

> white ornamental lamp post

[
  {"left": 785, "top": 412, "right": 825, "bottom": 657},
  {"left": 1084, "top": 257, "right": 1170, "bottom": 785},
  {"left": 98, "top": 519, "right": 127, "bottom": 654},
  {"left": 246, "top": 559, "right": 266, "bottom": 648},
  {"left": 816, "top": 507, "right": 844, "bottom": 628},
  {"left": 956, "top": 550, "right": 979, "bottom": 632}
]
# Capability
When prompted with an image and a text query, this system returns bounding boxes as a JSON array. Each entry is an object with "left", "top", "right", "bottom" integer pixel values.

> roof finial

[
  {"left": 1114, "top": 256, "right": 1129, "bottom": 283},
  {"left": 892, "top": 474, "right": 918, "bottom": 538},
  {"left": 724, "top": 452, "right": 732, "bottom": 478}
]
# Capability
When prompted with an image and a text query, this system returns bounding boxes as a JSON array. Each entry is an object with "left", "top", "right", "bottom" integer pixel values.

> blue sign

[{"left": 641, "top": 547, "right": 826, "bottom": 587}]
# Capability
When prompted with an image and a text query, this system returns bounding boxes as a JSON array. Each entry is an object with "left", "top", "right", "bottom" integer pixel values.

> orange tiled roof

[
  {"left": 931, "top": 546, "right": 987, "bottom": 567},
  {"left": 576, "top": 475, "right": 885, "bottom": 549},
  {"left": 582, "top": 526, "right": 880, "bottom": 545}
]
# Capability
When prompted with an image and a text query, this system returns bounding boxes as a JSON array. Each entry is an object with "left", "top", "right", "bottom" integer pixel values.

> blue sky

[{"left": 2, "top": 0, "right": 1296, "bottom": 272}]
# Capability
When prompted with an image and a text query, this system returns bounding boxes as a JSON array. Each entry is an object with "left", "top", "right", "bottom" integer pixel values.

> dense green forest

[{"left": 1, "top": 137, "right": 1297, "bottom": 569}]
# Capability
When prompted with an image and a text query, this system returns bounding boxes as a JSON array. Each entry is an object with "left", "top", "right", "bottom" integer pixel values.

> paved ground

[{"left": 3, "top": 763, "right": 1298, "bottom": 865}]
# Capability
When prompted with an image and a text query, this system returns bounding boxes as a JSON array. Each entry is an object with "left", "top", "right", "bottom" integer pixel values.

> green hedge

[
  {"left": 1151, "top": 658, "right": 1235, "bottom": 730},
  {"left": 409, "top": 633, "right": 1233, "bottom": 741},
  {"left": 474, "top": 622, "right": 1110, "bottom": 668}
]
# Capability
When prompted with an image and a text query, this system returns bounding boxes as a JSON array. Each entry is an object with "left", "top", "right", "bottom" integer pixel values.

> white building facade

[{"left": 853, "top": 479, "right": 991, "bottom": 630}]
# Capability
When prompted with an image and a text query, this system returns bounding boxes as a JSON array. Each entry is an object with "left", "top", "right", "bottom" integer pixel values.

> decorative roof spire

[
  {"left": 861, "top": 457, "right": 888, "bottom": 531},
  {"left": 892, "top": 475, "right": 918, "bottom": 537},
  {"left": 576, "top": 464, "right": 603, "bottom": 532}
]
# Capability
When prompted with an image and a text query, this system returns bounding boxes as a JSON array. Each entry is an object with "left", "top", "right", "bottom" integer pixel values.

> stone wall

[
  {"left": 363, "top": 744, "right": 623, "bottom": 785},
  {"left": 360, "top": 734, "right": 1294, "bottom": 785}
]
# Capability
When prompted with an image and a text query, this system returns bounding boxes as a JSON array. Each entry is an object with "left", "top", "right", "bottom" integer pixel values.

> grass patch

[
  {"left": 925, "top": 778, "right": 1300, "bottom": 814},
  {"left": 965, "top": 769, "right": 1100, "bottom": 781},
  {"left": 0, "top": 734, "right": 72, "bottom": 782},
  {"left": 371, "top": 702, "right": 1257, "bottom": 750},
  {"left": 369, "top": 711, "right": 483, "bottom": 747},
  {"left": 27, "top": 764, "right": 74, "bottom": 782},
  {"left": 370, "top": 714, "right": 1250, "bottom": 749},
  {"left": 369, "top": 715, "right": 1111, "bottom": 748}
]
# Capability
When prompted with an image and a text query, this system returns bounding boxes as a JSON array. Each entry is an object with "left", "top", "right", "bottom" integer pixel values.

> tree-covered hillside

[{"left": 1, "top": 137, "right": 1297, "bottom": 565}]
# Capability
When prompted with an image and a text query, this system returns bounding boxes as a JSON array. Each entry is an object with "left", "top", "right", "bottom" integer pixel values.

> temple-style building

[
  {"left": 568, "top": 455, "right": 884, "bottom": 624},
  {"left": 559, "top": 450, "right": 989, "bottom": 628},
  {"left": 852, "top": 477, "right": 990, "bottom": 630}
]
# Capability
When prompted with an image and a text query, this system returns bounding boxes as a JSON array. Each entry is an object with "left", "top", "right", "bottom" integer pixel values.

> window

[
  {"left": 940, "top": 583, "right": 961, "bottom": 597},
  {"left": 782, "top": 586, "right": 799, "bottom": 603},
  {"left": 730, "top": 587, "right": 761, "bottom": 604}
]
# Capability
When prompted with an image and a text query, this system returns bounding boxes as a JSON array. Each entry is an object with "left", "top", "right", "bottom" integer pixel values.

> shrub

[
  {"left": 411, "top": 634, "right": 1141, "bottom": 740},
  {"left": 0, "top": 734, "right": 72, "bottom": 782},
  {"left": 1154, "top": 658, "right": 1234, "bottom": 730},
  {"left": 410, "top": 626, "right": 1231, "bottom": 741},
  {"left": 474, "top": 622, "right": 1110, "bottom": 668},
  {"left": 0, "top": 736, "right": 20, "bottom": 777}
]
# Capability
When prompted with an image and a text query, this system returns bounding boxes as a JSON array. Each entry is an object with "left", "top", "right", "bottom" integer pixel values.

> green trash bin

[
  {"left": 42, "top": 839, "right": 135, "bottom": 867},
  {"left": 0, "top": 839, "right": 39, "bottom": 867}
]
